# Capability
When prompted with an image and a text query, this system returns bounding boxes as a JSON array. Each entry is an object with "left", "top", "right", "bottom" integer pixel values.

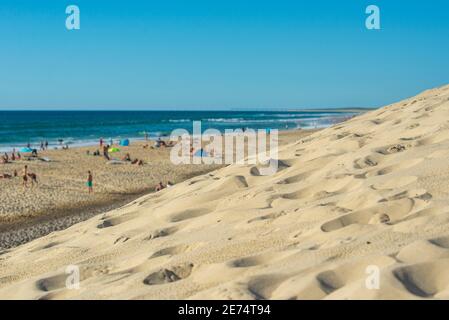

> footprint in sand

[
  {"left": 250, "top": 159, "right": 290, "bottom": 177},
  {"left": 247, "top": 211, "right": 287, "bottom": 224},
  {"left": 150, "top": 245, "right": 189, "bottom": 258},
  {"left": 169, "top": 208, "right": 210, "bottom": 223},
  {"left": 230, "top": 251, "right": 290, "bottom": 268},
  {"left": 367, "top": 158, "right": 423, "bottom": 177},
  {"left": 97, "top": 211, "right": 139, "bottom": 229},
  {"left": 36, "top": 274, "right": 68, "bottom": 292},
  {"left": 246, "top": 274, "right": 287, "bottom": 300},
  {"left": 375, "top": 144, "right": 411, "bottom": 155},
  {"left": 393, "top": 260, "right": 449, "bottom": 298},
  {"left": 353, "top": 154, "right": 382, "bottom": 170},
  {"left": 321, "top": 198, "right": 415, "bottom": 232},
  {"left": 143, "top": 263, "right": 194, "bottom": 285},
  {"left": 143, "top": 226, "right": 178, "bottom": 241}
]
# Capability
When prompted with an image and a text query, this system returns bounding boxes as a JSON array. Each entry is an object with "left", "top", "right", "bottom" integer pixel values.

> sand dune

[{"left": 1, "top": 84, "right": 449, "bottom": 299}]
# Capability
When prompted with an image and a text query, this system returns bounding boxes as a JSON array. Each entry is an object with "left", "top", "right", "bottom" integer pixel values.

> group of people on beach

[
  {"left": 0, "top": 164, "right": 38, "bottom": 188},
  {"left": 1, "top": 150, "right": 22, "bottom": 164},
  {"left": 39, "top": 141, "right": 49, "bottom": 150},
  {"left": 121, "top": 153, "right": 144, "bottom": 165},
  {"left": 2, "top": 137, "right": 178, "bottom": 195},
  {"left": 1, "top": 151, "right": 22, "bottom": 179}
]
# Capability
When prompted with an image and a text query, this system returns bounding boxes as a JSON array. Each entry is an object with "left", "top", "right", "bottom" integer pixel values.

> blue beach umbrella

[
  {"left": 20, "top": 147, "right": 33, "bottom": 153},
  {"left": 119, "top": 139, "right": 130, "bottom": 147}
]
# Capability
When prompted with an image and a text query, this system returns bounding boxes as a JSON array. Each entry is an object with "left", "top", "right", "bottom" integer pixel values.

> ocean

[{"left": 0, "top": 110, "right": 357, "bottom": 152}]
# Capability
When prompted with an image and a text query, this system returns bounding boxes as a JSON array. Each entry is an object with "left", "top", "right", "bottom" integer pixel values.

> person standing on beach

[
  {"left": 87, "top": 171, "right": 93, "bottom": 193},
  {"left": 103, "top": 145, "right": 110, "bottom": 160},
  {"left": 22, "top": 165, "right": 29, "bottom": 188}
]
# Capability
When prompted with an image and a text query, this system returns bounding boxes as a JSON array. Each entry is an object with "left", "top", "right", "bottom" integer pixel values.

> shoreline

[{"left": 0, "top": 112, "right": 361, "bottom": 153}]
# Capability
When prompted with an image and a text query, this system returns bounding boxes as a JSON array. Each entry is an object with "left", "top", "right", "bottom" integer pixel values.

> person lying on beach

[
  {"left": 131, "top": 159, "right": 144, "bottom": 166},
  {"left": 0, "top": 173, "right": 12, "bottom": 179},
  {"left": 122, "top": 153, "right": 132, "bottom": 161},
  {"left": 154, "top": 138, "right": 167, "bottom": 148},
  {"left": 155, "top": 181, "right": 165, "bottom": 192},
  {"left": 86, "top": 171, "right": 93, "bottom": 193}
]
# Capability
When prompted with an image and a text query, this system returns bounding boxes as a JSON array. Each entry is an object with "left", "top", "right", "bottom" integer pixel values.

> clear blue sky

[{"left": 0, "top": 0, "right": 448, "bottom": 110}]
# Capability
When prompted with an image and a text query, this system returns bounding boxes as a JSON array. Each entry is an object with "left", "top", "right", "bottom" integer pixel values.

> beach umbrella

[
  {"left": 119, "top": 139, "right": 130, "bottom": 147},
  {"left": 108, "top": 147, "right": 120, "bottom": 153},
  {"left": 20, "top": 147, "right": 33, "bottom": 153}
]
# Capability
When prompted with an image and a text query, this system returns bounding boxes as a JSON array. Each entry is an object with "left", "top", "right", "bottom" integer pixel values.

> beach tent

[
  {"left": 108, "top": 147, "right": 120, "bottom": 153},
  {"left": 193, "top": 149, "right": 209, "bottom": 157},
  {"left": 20, "top": 147, "right": 33, "bottom": 153},
  {"left": 119, "top": 139, "right": 130, "bottom": 147}
]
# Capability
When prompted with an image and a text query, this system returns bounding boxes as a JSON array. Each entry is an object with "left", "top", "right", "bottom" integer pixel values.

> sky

[{"left": 0, "top": 0, "right": 448, "bottom": 110}]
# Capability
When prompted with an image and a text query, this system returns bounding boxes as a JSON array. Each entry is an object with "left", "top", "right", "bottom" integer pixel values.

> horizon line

[{"left": 0, "top": 107, "right": 376, "bottom": 112}]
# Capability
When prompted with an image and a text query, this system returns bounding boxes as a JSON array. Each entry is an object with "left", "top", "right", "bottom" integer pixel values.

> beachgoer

[
  {"left": 22, "top": 165, "right": 29, "bottom": 188},
  {"left": 28, "top": 172, "right": 38, "bottom": 187},
  {"left": 103, "top": 145, "right": 110, "bottom": 160},
  {"left": 87, "top": 171, "right": 93, "bottom": 193},
  {"left": 155, "top": 181, "right": 165, "bottom": 192}
]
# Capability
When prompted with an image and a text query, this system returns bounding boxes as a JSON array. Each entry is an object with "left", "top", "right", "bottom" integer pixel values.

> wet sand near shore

[{"left": 0, "top": 130, "right": 315, "bottom": 249}]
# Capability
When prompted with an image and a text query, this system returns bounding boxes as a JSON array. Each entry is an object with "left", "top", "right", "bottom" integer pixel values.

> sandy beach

[
  {"left": 1, "top": 84, "right": 449, "bottom": 299},
  {"left": 0, "top": 131, "right": 308, "bottom": 249}
]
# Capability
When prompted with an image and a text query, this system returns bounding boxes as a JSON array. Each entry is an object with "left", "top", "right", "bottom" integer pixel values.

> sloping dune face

[{"left": 1, "top": 85, "right": 449, "bottom": 300}]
